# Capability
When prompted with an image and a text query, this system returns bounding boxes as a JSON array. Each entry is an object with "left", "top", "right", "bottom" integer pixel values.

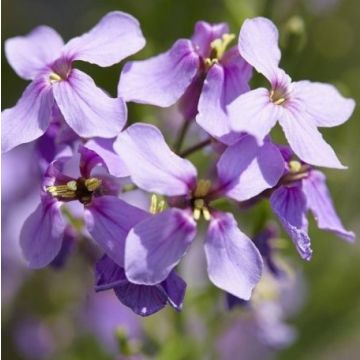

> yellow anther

[
  {"left": 270, "top": 88, "right": 287, "bottom": 105},
  {"left": 66, "top": 180, "right": 77, "bottom": 191},
  {"left": 47, "top": 184, "right": 76, "bottom": 198},
  {"left": 289, "top": 160, "right": 302, "bottom": 174},
  {"left": 49, "top": 72, "right": 62, "bottom": 83},
  {"left": 202, "top": 207, "right": 211, "bottom": 221},
  {"left": 158, "top": 200, "right": 166, "bottom": 212},
  {"left": 149, "top": 194, "right": 166, "bottom": 214},
  {"left": 194, "top": 179, "right": 212, "bottom": 198},
  {"left": 193, "top": 198, "right": 211, "bottom": 221},
  {"left": 210, "top": 33, "right": 235, "bottom": 60},
  {"left": 84, "top": 178, "right": 102, "bottom": 192},
  {"left": 193, "top": 208, "right": 201, "bottom": 221}
]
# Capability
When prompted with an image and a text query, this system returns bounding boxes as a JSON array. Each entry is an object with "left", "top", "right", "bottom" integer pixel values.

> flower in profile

[
  {"left": 270, "top": 149, "right": 355, "bottom": 260},
  {"left": 95, "top": 255, "right": 186, "bottom": 316},
  {"left": 2, "top": 11, "right": 145, "bottom": 153},
  {"left": 118, "top": 21, "right": 252, "bottom": 143},
  {"left": 20, "top": 145, "right": 147, "bottom": 268},
  {"left": 113, "top": 123, "right": 285, "bottom": 299},
  {"left": 228, "top": 17, "right": 355, "bottom": 168}
]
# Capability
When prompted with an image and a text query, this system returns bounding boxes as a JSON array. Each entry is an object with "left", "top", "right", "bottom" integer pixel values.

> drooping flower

[
  {"left": 2, "top": 11, "right": 145, "bottom": 153},
  {"left": 95, "top": 255, "right": 186, "bottom": 316},
  {"left": 228, "top": 17, "right": 355, "bottom": 168},
  {"left": 118, "top": 21, "right": 252, "bottom": 143},
  {"left": 20, "top": 145, "right": 147, "bottom": 268},
  {"left": 270, "top": 150, "right": 355, "bottom": 260},
  {"left": 113, "top": 123, "right": 285, "bottom": 299}
]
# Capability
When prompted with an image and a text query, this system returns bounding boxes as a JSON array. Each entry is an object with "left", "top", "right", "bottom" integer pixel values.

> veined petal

[
  {"left": 85, "top": 196, "right": 150, "bottom": 266},
  {"left": 5, "top": 26, "right": 64, "bottom": 80},
  {"left": 303, "top": 170, "right": 355, "bottom": 242},
  {"left": 291, "top": 81, "right": 355, "bottom": 127},
  {"left": 125, "top": 208, "right": 197, "bottom": 285},
  {"left": 160, "top": 271, "right": 187, "bottom": 311},
  {"left": 228, "top": 88, "right": 279, "bottom": 144},
  {"left": 53, "top": 69, "right": 126, "bottom": 138},
  {"left": 20, "top": 196, "right": 66, "bottom": 268},
  {"left": 279, "top": 107, "right": 346, "bottom": 169},
  {"left": 219, "top": 138, "right": 285, "bottom": 201},
  {"left": 204, "top": 212, "right": 263, "bottom": 300},
  {"left": 78, "top": 145, "right": 108, "bottom": 178},
  {"left": 239, "top": 17, "right": 282, "bottom": 84},
  {"left": 2, "top": 78, "right": 53, "bottom": 153},
  {"left": 118, "top": 39, "right": 200, "bottom": 106},
  {"left": 62, "top": 11, "right": 145, "bottom": 67},
  {"left": 114, "top": 124, "right": 197, "bottom": 196},
  {"left": 270, "top": 185, "right": 312, "bottom": 260}
]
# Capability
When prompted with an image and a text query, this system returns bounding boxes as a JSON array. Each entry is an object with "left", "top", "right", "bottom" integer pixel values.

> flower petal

[
  {"left": 5, "top": 26, "right": 64, "bottom": 80},
  {"left": 279, "top": 107, "right": 345, "bottom": 169},
  {"left": 270, "top": 185, "right": 312, "bottom": 260},
  {"left": 62, "top": 11, "right": 145, "bottom": 67},
  {"left": 160, "top": 271, "right": 187, "bottom": 311},
  {"left": 78, "top": 145, "right": 108, "bottom": 178},
  {"left": 302, "top": 170, "right": 355, "bottom": 242},
  {"left": 53, "top": 69, "right": 126, "bottom": 138},
  {"left": 228, "top": 88, "right": 279, "bottom": 143},
  {"left": 238, "top": 17, "right": 281, "bottom": 83},
  {"left": 85, "top": 196, "right": 150, "bottom": 266},
  {"left": 118, "top": 39, "right": 199, "bottom": 106},
  {"left": 2, "top": 78, "right": 53, "bottom": 153},
  {"left": 114, "top": 124, "right": 197, "bottom": 196},
  {"left": 219, "top": 138, "right": 285, "bottom": 201},
  {"left": 125, "top": 208, "right": 197, "bottom": 285},
  {"left": 204, "top": 212, "right": 263, "bottom": 300},
  {"left": 292, "top": 81, "right": 355, "bottom": 127},
  {"left": 20, "top": 196, "right": 66, "bottom": 268}
]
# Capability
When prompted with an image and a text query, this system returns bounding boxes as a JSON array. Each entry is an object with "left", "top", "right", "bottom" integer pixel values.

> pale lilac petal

[
  {"left": 53, "top": 69, "right": 126, "bottom": 138},
  {"left": 2, "top": 78, "right": 53, "bottom": 153},
  {"left": 191, "top": 21, "right": 229, "bottom": 58},
  {"left": 114, "top": 124, "right": 197, "bottom": 196},
  {"left": 85, "top": 139, "right": 130, "bottom": 178},
  {"left": 125, "top": 208, "right": 197, "bottom": 285},
  {"left": 279, "top": 107, "right": 345, "bottom": 169},
  {"left": 239, "top": 17, "right": 281, "bottom": 83},
  {"left": 228, "top": 88, "right": 279, "bottom": 143},
  {"left": 219, "top": 138, "right": 285, "bottom": 201},
  {"left": 20, "top": 196, "right": 66, "bottom": 268},
  {"left": 204, "top": 212, "right": 263, "bottom": 300},
  {"left": 85, "top": 196, "right": 150, "bottom": 266},
  {"left": 291, "top": 81, "right": 355, "bottom": 127},
  {"left": 302, "top": 170, "right": 355, "bottom": 242},
  {"left": 118, "top": 39, "right": 199, "bottom": 106},
  {"left": 78, "top": 145, "right": 108, "bottom": 178},
  {"left": 270, "top": 185, "right": 312, "bottom": 260},
  {"left": 5, "top": 26, "right": 64, "bottom": 80},
  {"left": 62, "top": 11, "right": 145, "bottom": 67}
]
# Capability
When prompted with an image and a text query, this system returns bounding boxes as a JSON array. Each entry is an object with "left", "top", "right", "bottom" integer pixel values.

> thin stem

[
  {"left": 173, "top": 119, "right": 191, "bottom": 153},
  {"left": 180, "top": 138, "right": 212, "bottom": 158}
]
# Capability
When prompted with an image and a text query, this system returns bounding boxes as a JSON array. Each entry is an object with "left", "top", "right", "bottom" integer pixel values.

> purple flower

[
  {"left": 270, "top": 154, "right": 355, "bottom": 260},
  {"left": 95, "top": 255, "right": 186, "bottom": 316},
  {"left": 113, "top": 123, "right": 286, "bottom": 299},
  {"left": 228, "top": 17, "right": 355, "bottom": 168},
  {"left": 2, "top": 11, "right": 145, "bottom": 153},
  {"left": 20, "top": 145, "right": 148, "bottom": 268},
  {"left": 118, "top": 21, "right": 252, "bottom": 143}
]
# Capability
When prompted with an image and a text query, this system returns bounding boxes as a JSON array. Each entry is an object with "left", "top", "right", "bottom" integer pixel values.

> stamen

[
  {"left": 289, "top": 160, "right": 302, "bottom": 173},
  {"left": 193, "top": 198, "right": 211, "bottom": 221},
  {"left": 204, "top": 33, "right": 235, "bottom": 67},
  {"left": 84, "top": 178, "right": 102, "bottom": 192},
  {"left": 149, "top": 194, "right": 166, "bottom": 214},
  {"left": 270, "top": 89, "right": 287, "bottom": 105},
  {"left": 194, "top": 179, "right": 212, "bottom": 198},
  {"left": 49, "top": 72, "right": 62, "bottom": 84},
  {"left": 47, "top": 183, "right": 76, "bottom": 199}
]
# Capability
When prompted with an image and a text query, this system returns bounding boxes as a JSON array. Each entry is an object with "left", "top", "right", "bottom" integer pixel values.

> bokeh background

[{"left": 2, "top": 0, "right": 360, "bottom": 359}]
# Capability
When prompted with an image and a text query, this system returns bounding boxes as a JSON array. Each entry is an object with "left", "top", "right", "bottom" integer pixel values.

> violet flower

[
  {"left": 118, "top": 21, "right": 252, "bottom": 143},
  {"left": 113, "top": 123, "right": 285, "bottom": 299},
  {"left": 95, "top": 255, "right": 186, "bottom": 316},
  {"left": 20, "top": 145, "right": 147, "bottom": 268},
  {"left": 228, "top": 17, "right": 355, "bottom": 168},
  {"left": 2, "top": 11, "right": 145, "bottom": 152},
  {"left": 270, "top": 150, "right": 355, "bottom": 260}
]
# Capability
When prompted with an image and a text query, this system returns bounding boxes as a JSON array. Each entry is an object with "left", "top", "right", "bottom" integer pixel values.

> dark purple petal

[
  {"left": 226, "top": 293, "right": 249, "bottom": 310},
  {"left": 204, "top": 212, "right": 263, "bottom": 300},
  {"left": 125, "top": 208, "right": 197, "bottom": 285},
  {"left": 85, "top": 196, "right": 150, "bottom": 266},
  {"left": 118, "top": 39, "right": 199, "bottom": 107},
  {"left": 302, "top": 170, "right": 355, "bottom": 242},
  {"left": 114, "top": 124, "right": 197, "bottom": 196},
  {"left": 50, "top": 226, "right": 76, "bottom": 269},
  {"left": 95, "top": 255, "right": 128, "bottom": 291},
  {"left": 5, "top": 26, "right": 64, "bottom": 80},
  {"left": 62, "top": 11, "right": 145, "bottom": 67},
  {"left": 270, "top": 185, "right": 312, "bottom": 260},
  {"left": 20, "top": 196, "right": 66, "bottom": 268},
  {"left": 160, "top": 270, "right": 187, "bottom": 311},
  {"left": 53, "top": 69, "right": 126, "bottom": 138},
  {"left": 2, "top": 78, "right": 53, "bottom": 153},
  {"left": 78, "top": 145, "right": 108, "bottom": 178}
]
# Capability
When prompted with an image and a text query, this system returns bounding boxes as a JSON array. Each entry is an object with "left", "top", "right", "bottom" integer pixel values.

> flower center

[
  {"left": 49, "top": 58, "right": 72, "bottom": 84},
  {"left": 47, "top": 177, "right": 102, "bottom": 205},
  {"left": 204, "top": 33, "right": 235, "bottom": 68},
  {"left": 281, "top": 160, "right": 310, "bottom": 184},
  {"left": 270, "top": 87, "right": 287, "bottom": 105},
  {"left": 192, "top": 179, "right": 212, "bottom": 221}
]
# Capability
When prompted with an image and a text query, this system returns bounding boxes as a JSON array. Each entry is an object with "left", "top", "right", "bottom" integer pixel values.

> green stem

[
  {"left": 180, "top": 138, "right": 212, "bottom": 158},
  {"left": 173, "top": 119, "right": 191, "bottom": 153}
]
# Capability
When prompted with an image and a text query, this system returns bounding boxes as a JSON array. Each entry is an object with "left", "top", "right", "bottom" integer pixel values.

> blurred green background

[{"left": 2, "top": 0, "right": 360, "bottom": 359}]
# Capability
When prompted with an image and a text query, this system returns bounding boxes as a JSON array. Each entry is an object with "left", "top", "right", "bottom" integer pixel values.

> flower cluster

[{"left": 2, "top": 12, "right": 355, "bottom": 317}]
